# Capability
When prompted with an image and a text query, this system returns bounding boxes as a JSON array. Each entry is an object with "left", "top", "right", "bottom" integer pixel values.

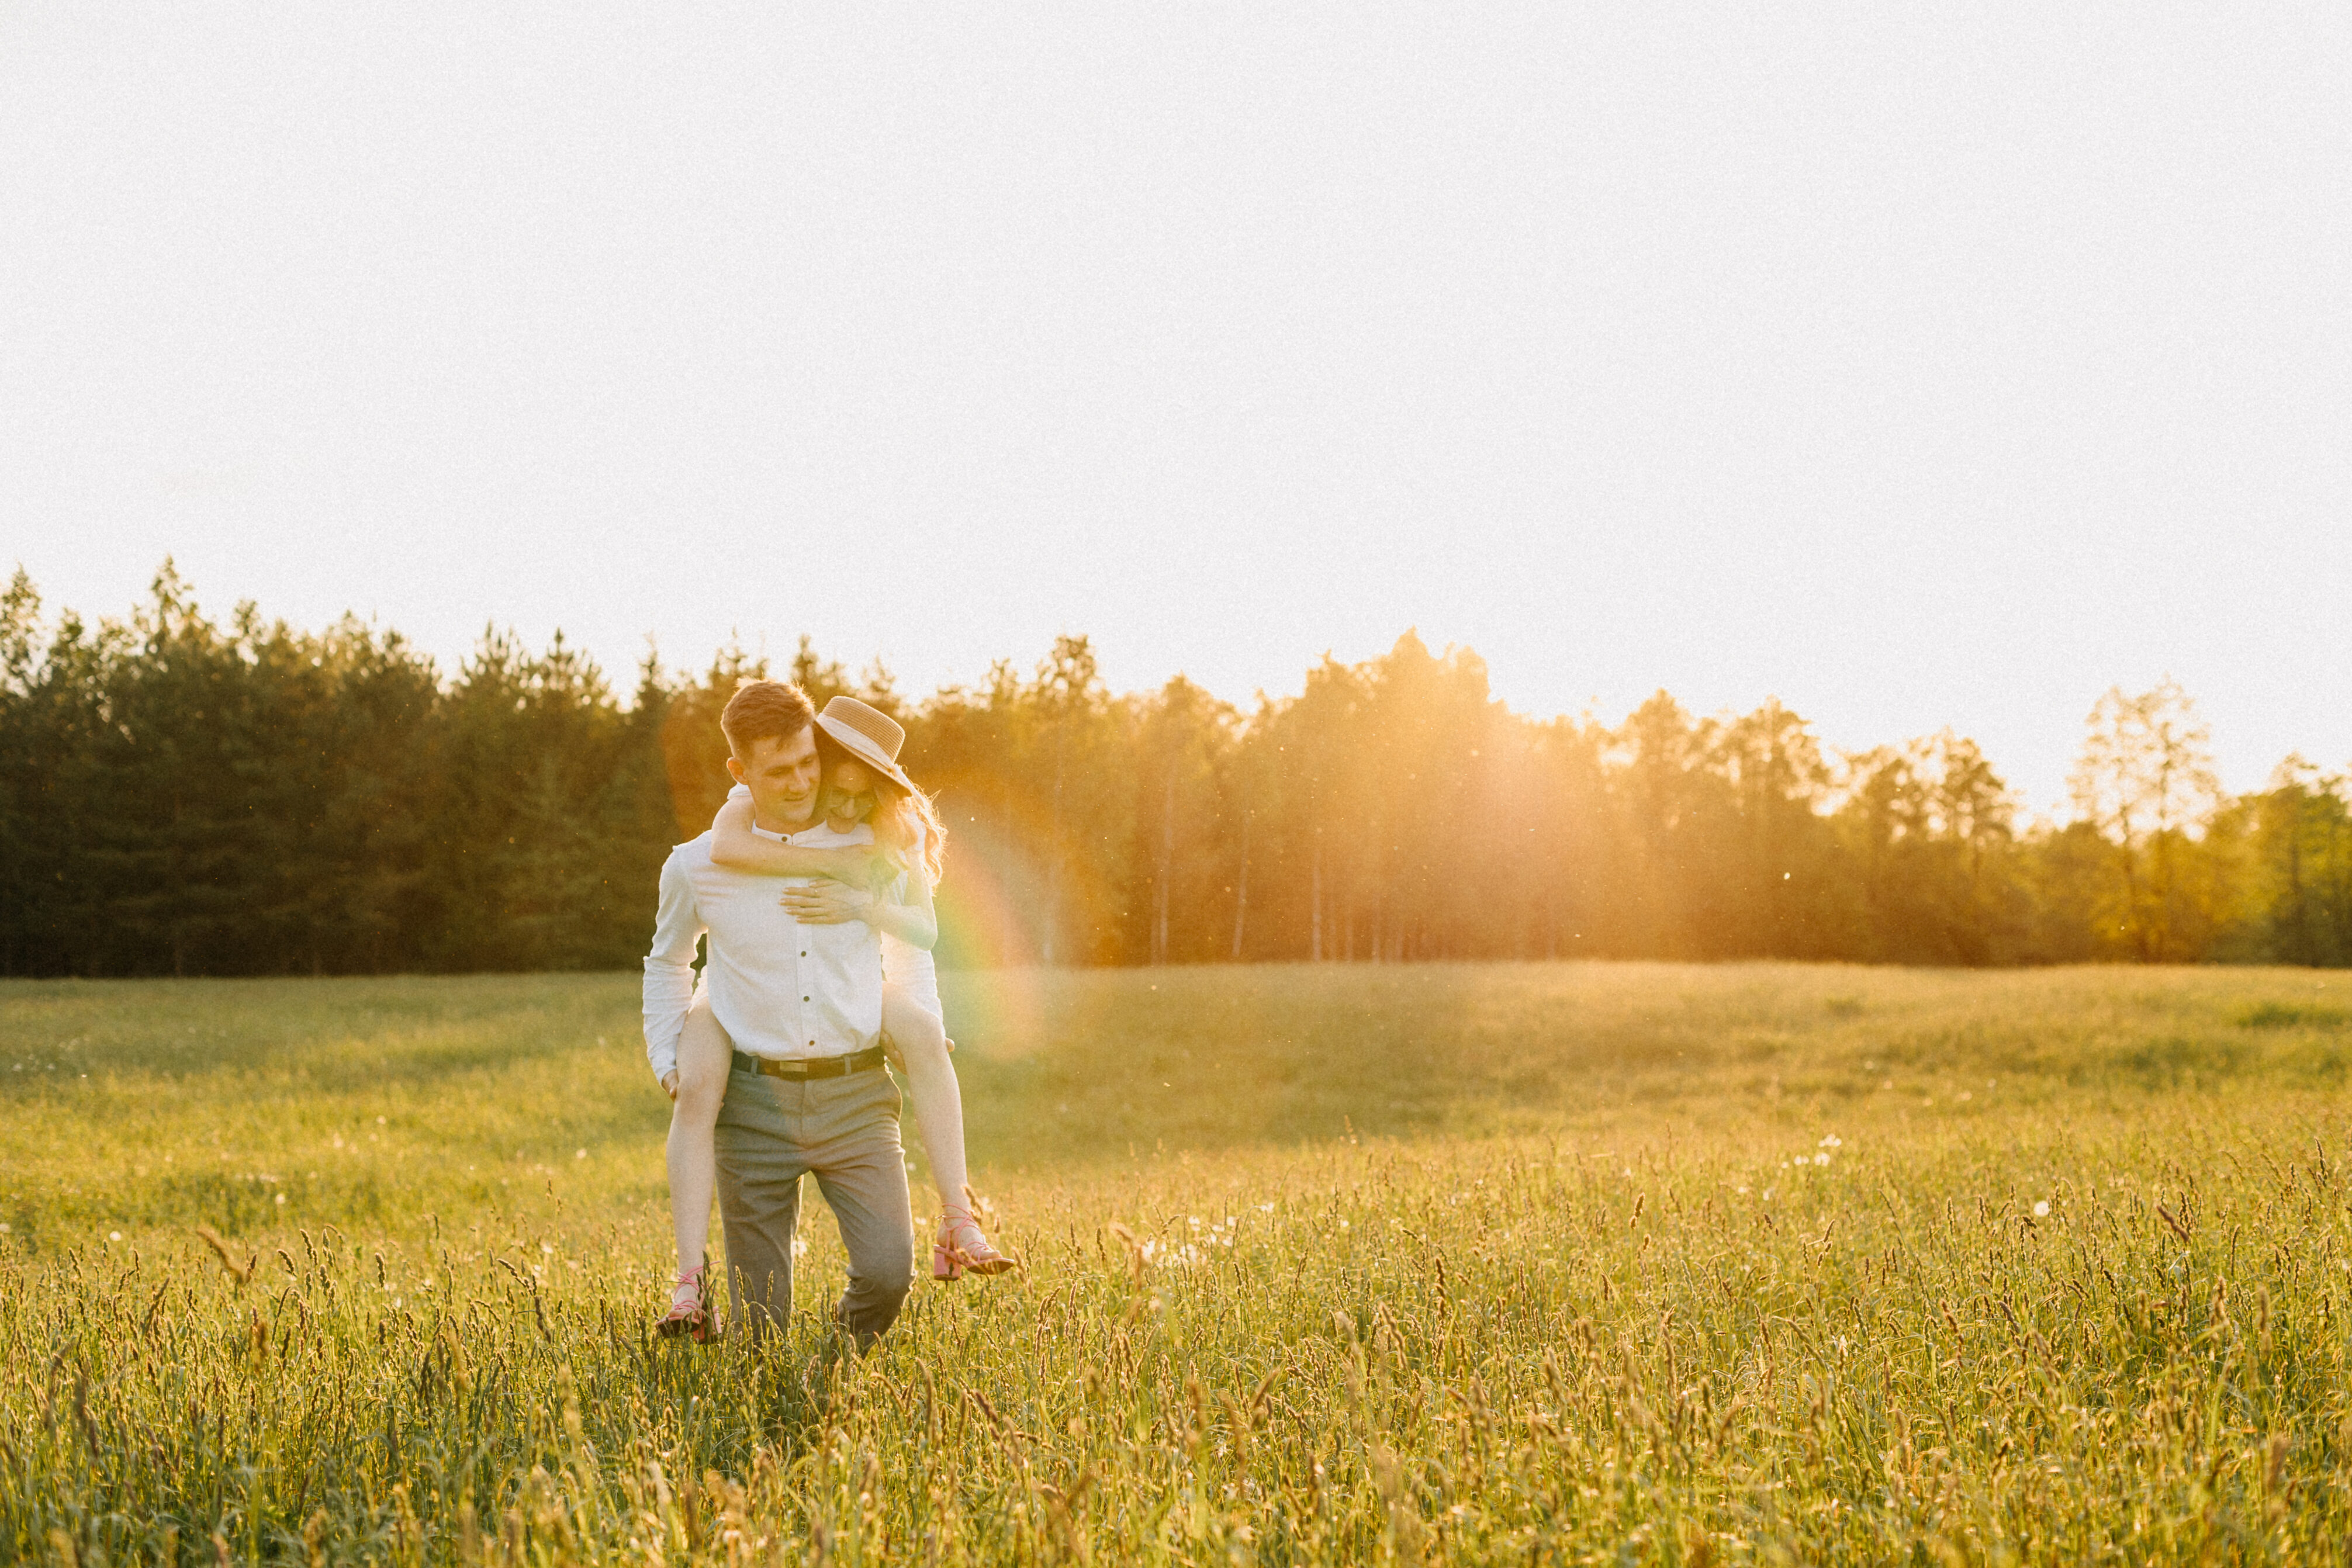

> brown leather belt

[{"left": 731, "top": 1046, "right": 886, "bottom": 1081}]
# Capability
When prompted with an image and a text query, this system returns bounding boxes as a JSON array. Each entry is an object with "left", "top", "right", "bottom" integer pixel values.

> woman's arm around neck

[{"left": 708, "top": 791, "right": 874, "bottom": 881}]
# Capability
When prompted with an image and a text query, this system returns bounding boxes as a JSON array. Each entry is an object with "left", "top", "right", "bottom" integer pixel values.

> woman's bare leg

[
  {"left": 884, "top": 986, "right": 967, "bottom": 1210},
  {"left": 667, "top": 991, "right": 732, "bottom": 1277}
]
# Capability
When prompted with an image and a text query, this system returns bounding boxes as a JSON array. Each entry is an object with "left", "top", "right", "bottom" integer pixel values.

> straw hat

[{"left": 814, "top": 695, "right": 915, "bottom": 792}]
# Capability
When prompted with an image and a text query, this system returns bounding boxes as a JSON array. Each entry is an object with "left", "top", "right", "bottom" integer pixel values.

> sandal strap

[{"left": 945, "top": 1218, "right": 1001, "bottom": 1249}]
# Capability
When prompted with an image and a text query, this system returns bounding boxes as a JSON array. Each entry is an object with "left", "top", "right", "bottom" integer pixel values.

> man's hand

[
  {"left": 662, "top": 1069, "right": 680, "bottom": 1100},
  {"left": 876, "top": 1033, "right": 950, "bottom": 1070},
  {"left": 782, "top": 880, "right": 873, "bottom": 925}
]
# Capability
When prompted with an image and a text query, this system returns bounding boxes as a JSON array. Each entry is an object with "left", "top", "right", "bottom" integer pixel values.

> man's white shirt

[{"left": 642, "top": 816, "right": 881, "bottom": 1085}]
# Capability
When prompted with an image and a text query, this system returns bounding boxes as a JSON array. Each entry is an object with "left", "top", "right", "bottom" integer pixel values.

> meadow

[{"left": 6, "top": 961, "right": 2352, "bottom": 1564}]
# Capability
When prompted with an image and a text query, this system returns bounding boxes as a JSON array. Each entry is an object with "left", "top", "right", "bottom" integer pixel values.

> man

[{"left": 642, "top": 679, "right": 914, "bottom": 1346}]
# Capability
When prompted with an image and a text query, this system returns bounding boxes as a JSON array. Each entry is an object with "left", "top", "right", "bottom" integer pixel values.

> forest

[{"left": 2, "top": 565, "right": 2346, "bottom": 977}]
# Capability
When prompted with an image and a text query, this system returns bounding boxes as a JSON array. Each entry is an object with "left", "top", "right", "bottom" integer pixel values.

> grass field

[{"left": 6, "top": 961, "right": 2352, "bottom": 1564}]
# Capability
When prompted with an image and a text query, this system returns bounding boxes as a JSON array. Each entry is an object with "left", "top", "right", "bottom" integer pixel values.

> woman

[{"left": 658, "top": 696, "right": 1010, "bottom": 1340}]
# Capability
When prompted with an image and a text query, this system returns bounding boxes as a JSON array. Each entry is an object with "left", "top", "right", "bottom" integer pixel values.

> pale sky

[{"left": 4, "top": 4, "right": 2348, "bottom": 816}]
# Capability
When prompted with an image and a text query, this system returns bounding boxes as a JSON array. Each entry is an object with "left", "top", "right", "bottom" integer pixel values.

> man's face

[{"left": 727, "top": 726, "right": 822, "bottom": 829}]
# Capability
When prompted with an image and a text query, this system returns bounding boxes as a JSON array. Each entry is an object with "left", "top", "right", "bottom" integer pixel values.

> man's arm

[{"left": 642, "top": 852, "right": 703, "bottom": 1091}]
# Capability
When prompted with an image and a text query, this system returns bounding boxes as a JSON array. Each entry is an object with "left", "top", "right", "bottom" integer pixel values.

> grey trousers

[{"left": 711, "top": 1060, "right": 915, "bottom": 1347}]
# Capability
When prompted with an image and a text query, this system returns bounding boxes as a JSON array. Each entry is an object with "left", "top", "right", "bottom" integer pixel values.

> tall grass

[{"left": 6, "top": 963, "right": 2352, "bottom": 1563}]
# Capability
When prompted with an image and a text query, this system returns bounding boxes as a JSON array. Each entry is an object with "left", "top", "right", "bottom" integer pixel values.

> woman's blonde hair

[{"left": 872, "top": 777, "right": 947, "bottom": 888}]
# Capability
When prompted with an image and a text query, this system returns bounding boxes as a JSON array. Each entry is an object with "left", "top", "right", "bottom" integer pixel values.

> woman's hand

[
  {"left": 662, "top": 1069, "right": 680, "bottom": 1100},
  {"left": 782, "top": 881, "right": 874, "bottom": 925},
  {"left": 820, "top": 845, "right": 886, "bottom": 884}
]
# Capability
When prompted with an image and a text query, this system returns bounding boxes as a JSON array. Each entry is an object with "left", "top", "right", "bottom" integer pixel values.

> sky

[{"left": 4, "top": 4, "right": 2348, "bottom": 818}]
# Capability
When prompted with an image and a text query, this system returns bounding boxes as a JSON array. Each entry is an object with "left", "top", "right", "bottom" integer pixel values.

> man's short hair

[{"left": 720, "top": 680, "right": 816, "bottom": 760}]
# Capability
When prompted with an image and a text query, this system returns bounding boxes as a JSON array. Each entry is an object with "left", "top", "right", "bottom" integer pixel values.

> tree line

[{"left": 3, "top": 566, "right": 2346, "bottom": 978}]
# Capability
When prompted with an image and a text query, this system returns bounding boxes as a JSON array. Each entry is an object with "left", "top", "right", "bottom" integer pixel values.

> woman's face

[{"left": 823, "top": 759, "right": 878, "bottom": 826}]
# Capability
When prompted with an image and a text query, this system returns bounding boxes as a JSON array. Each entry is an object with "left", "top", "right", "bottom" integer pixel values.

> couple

[{"left": 641, "top": 679, "right": 1010, "bottom": 1348}]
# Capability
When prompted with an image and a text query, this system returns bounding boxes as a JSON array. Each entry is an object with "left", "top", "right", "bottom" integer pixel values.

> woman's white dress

[{"left": 880, "top": 821, "right": 944, "bottom": 1023}]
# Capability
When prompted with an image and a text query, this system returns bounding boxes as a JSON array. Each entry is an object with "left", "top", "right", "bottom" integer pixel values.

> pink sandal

[
  {"left": 933, "top": 1206, "right": 1016, "bottom": 1281},
  {"left": 656, "top": 1261, "right": 714, "bottom": 1342}
]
